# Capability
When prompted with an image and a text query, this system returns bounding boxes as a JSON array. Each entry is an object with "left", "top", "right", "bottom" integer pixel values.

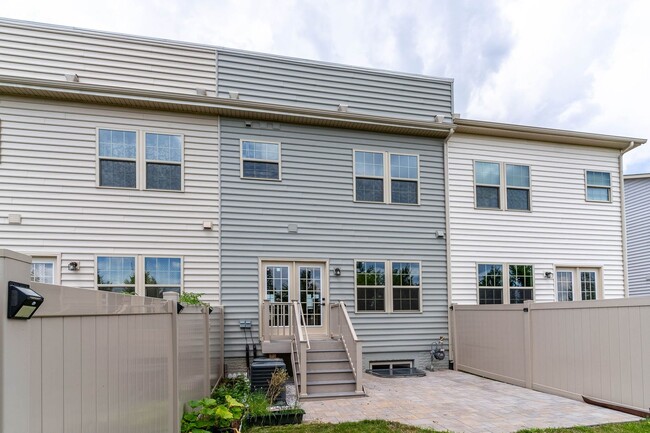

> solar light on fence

[{"left": 7, "top": 281, "right": 44, "bottom": 319}]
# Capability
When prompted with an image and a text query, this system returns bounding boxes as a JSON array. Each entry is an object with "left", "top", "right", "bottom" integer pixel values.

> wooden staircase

[{"left": 295, "top": 338, "right": 364, "bottom": 399}]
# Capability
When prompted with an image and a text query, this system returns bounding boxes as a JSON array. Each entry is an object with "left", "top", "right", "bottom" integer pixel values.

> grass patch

[
  {"left": 516, "top": 419, "right": 650, "bottom": 432},
  {"left": 245, "top": 419, "right": 650, "bottom": 433}
]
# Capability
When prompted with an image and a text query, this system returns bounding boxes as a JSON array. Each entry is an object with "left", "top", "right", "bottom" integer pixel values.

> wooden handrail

[
  {"left": 291, "top": 301, "right": 309, "bottom": 397},
  {"left": 329, "top": 301, "right": 363, "bottom": 393}
]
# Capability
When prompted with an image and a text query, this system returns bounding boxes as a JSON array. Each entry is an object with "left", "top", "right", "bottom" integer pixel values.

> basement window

[{"left": 367, "top": 360, "right": 425, "bottom": 378}]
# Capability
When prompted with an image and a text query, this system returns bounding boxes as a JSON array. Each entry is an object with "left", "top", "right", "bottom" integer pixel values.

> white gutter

[
  {"left": 443, "top": 127, "right": 456, "bottom": 364},
  {"left": 620, "top": 141, "right": 638, "bottom": 297}
]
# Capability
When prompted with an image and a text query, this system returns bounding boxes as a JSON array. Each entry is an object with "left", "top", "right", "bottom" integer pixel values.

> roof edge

[
  {"left": 454, "top": 118, "right": 646, "bottom": 150},
  {"left": 624, "top": 173, "right": 650, "bottom": 180}
]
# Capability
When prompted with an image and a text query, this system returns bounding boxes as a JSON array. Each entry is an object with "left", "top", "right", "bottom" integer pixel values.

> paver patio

[{"left": 299, "top": 370, "right": 641, "bottom": 433}]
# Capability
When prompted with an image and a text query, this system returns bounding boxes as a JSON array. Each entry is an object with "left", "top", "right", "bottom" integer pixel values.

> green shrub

[
  {"left": 179, "top": 291, "right": 204, "bottom": 305},
  {"left": 212, "top": 374, "right": 251, "bottom": 404},
  {"left": 246, "top": 390, "right": 270, "bottom": 416},
  {"left": 181, "top": 395, "right": 244, "bottom": 433}
]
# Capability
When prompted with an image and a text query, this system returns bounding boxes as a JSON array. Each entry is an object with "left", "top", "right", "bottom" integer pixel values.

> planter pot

[{"left": 244, "top": 409, "right": 305, "bottom": 427}]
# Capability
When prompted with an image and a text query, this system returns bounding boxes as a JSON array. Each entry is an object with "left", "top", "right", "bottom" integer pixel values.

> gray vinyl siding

[
  {"left": 625, "top": 177, "right": 650, "bottom": 296},
  {"left": 217, "top": 50, "right": 453, "bottom": 122},
  {"left": 220, "top": 117, "right": 448, "bottom": 363},
  {"left": 0, "top": 21, "right": 217, "bottom": 96},
  {"left": 0, "top": 96, "right": 220, "bottom": 303}
]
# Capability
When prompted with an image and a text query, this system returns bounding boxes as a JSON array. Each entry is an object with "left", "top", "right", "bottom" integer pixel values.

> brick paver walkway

[{"left": 300, "top": 370, "right": 640, "bottom": 432}]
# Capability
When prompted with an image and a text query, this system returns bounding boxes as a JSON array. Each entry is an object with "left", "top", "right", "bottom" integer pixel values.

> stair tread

[
  {"left": 304, "top": 369, "right": 353, "bottom": 374},
  {"left": 300, "top": 391, "right": 366, "bottom": 400},
  {"left": 307, "top": 379, "right": 356, "bottom": 385},
  {"left": 306, "top": 359, "right": 349, "bottom": 363},
  {"left": 308, "top": 349, "right": 345, "bottom": 352}
]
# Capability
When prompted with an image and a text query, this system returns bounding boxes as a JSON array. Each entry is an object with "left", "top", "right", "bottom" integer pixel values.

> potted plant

[
  {"left": 181, "top": 395, "right": 245, "bottom": 433},
  {"left": 243, "top": 368, "right": 305, "bottom": 428}
]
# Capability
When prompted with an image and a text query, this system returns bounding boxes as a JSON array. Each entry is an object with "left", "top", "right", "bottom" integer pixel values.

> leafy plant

[
  {"left": 179, "top": 291, "right": 205, "bottom": 306},
  {"left": 212, "top": 374, "right": 251, "bottom": 404},
  {"left": 181, "top": 395, "right": 244, "bottom": 433},
  {"left": 246, "top": 390, "right": 270, "bottom": 416},
  {"left": 266, "top": 368, "right": 289, "bottom": 404}
]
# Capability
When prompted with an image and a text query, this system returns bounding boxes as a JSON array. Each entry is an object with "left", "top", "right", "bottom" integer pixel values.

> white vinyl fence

[
  {"left": 0, "top": 250, "right": 224, "bottom": 433},
  {"left": 451, "top": 298, "right": 650, "bottom": 416}
]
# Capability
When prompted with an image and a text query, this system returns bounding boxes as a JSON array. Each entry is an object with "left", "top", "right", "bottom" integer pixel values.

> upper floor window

[
  {"left": 478, "top": 263, "right": 534, "bottom": 304},
  {"left": 145, "top": 133, "right": 182, "bottom": 190},
  {"left": 354, "top": 150, "right": 420, "bottom": 204},
  {"left": 586, "top": 171, "right": 611, "bottom": 202},
  {"left": 475, "top": 161, "right": 530, "bottom": 211},
  {"left": 98, "top": 129, "right": 137, "bottom": 188},
  {"left": 98, "top": 129, "right": 183, "bottom": 191},
  {"left": 241, "top": 140, "right": 281, "bottom": 180},
  {"left": 390, "top": 154, "right": 419, "bottom": 204}
]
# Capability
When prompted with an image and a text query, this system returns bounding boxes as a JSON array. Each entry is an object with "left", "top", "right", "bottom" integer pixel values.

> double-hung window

[
  {"left": 356, "top": 260, "right": 421, "bottom": 312},
  {"left": 97, "top": 255, "right": 182, "bottom": 297},
  {"left": 30, "top": 257, "right": 58, "bottom": 284},
  {"left": 585, "top": 171, "right": 611, "bottom": 202},
  {"left": 145, "top": 133, "right": 182, "bottom": 190},
  {"left": 98, "top": 129, "right": 137, "bottom": 188},
  {"left": 475, "top": 161, "right": 531, "bottom": 211},
  {"left": 97, "top": 256, "right": 136, "bottom": 294},
  {"left": 354, "top": 151, "right": 385, "bottom": 202},
  {"left": 478, "top": 263, "right": 534, "bottom": 304},
  {"left": 390, "top": 154, "right": 419, "bottom": 204},
  {"left": 98, "top": 129, "right": 183, "bottom": 191},
  {"left": 354, "top": 150, "right": 420, "bottom": 204},
  {"left": 241, "top": 140, "right": 281, "bottom": 180}
]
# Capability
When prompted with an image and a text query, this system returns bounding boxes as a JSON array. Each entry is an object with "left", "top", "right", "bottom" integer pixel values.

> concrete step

[
  {"left": 307, "top": 348, "right": 347, "bottom": 361},
  {"left": 299, "top": 390, "right": 367, "bottom": 401},
  {"left": 306, "top": 359, "right": 351, "bottom": 371},
  {"left": 307, "top": 379, "right": 357, "bottom": 394}
]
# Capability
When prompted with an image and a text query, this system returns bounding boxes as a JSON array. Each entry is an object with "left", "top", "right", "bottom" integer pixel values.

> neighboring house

[
  {"left": 625, "top": 174, "right": 650, "bottom": 297},
  {"left": 447, "top": 120, "right": 644, "bottom": 304},
  {"left": 0, "top": 18, "right": 453, "bottom": 396}
]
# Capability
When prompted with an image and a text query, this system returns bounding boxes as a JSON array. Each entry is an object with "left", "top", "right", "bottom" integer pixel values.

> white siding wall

[
  {"left": 0, "top": 96, "right": 220, "bottom": 303},
  {"left": 625, "top": 177, "right": 650, "bottom": 296},
  {"left": 448, "top": 134, "right": 625, "bottom": 304},
  {"left": 0, "top": 20, "right": 217, "bottom": 96}
]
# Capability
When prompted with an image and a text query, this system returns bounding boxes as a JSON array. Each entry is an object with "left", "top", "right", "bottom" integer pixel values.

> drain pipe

[
  {"left": 619, "top": 141, "right": 637, "bottom": 297},
  {"left": 443, "top": 126, "right": 456, "bottom": 368}
]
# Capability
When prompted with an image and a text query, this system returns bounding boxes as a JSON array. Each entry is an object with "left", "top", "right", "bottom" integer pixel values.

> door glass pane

[
  {"left": 556, "top": 271, "right": 573, "bottom": 301},
  {"left": 300, "top": 266, "right": 322, "bottom": 327},
  {"left": 266, "top": 265, "right": 289, "bottom": 327},
  {"left": 31, "top": 261, "right": 55, "bottom": 284},
  {"left": 580, "top": 271, "right": 597, "bottom": 300}
]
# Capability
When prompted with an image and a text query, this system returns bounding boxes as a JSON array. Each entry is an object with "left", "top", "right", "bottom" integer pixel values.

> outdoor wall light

[
  {"left": 544, "top": 272, "right": 553, "bottom": 279},
  {"left": 334, "top": 268, "right": 341, "bottom": 277},
  {"left": 67, "top": 261, "right": 79, "bottom": 271},
  {"left": 7, "top": 281, "right": 44, "bottom": 319}
]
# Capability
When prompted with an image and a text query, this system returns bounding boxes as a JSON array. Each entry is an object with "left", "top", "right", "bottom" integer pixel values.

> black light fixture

[
  {"left": 177, "top": 303, "right": 184, "bottom": 314},
  {"left": 544, "top": 272, "right": 553, "bottom": 279},
  {"left": 7, "top": 281, "right": 44, "bottom": 319},
  {"left": 334, "top": 268, "right": 341, "bottom": 277},
  {"left": 67, "top": 261, "right": 79, "bottom": 271}
]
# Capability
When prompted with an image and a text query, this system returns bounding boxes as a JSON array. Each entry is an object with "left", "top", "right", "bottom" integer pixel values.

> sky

[{"left": 3, "top": 0, "right": 650, "bottom": 174}]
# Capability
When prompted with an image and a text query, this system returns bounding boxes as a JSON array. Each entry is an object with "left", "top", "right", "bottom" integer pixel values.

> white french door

[{"left": 262, "top": 261, "right": 328, "bottom": 334}]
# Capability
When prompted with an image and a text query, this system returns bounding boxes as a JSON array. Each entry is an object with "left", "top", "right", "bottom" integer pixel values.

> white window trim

[
  {"left": 554, "top": 266, "right": 603, "bottom": 301},
  {"left": 95, "top": 254, "right": 184, "bottom": 297},
  {"left": 354, "top": 259, "right": 423, "bottom": 314},
  {"left": 29, "top": 254, "right": 61, "bottom": 285},
  {"left": 240, "top": 139, "right": 282, "bottom": 181},
  {"left": 476, "top": 262, "right": 535, "bottom": 304},
  {"left": 369, "top": 360, "right": 414, "bottom": 370},
  {"left": 584, "top": 170, "right": 612, "bottom": 203},
  {"left": 353, "top": 150, "right": 420, "bottom": 205},
  {"left": 96, "top": 128, "right": 185, "bottom": 192},
  {"left": 473, "top": 160, "right": 532, "bottom": 212}
]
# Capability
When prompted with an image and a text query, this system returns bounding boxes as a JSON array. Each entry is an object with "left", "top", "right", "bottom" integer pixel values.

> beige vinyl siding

[
  {"left": 448, "top": 133, "right": 625, "bottom": 304},
  {"left": 625, "top": 177, "right": 650, "bottom": 296},
  {"left": 0, "top": 21, "right": 216, "bottom": 96},
  {"left": 0, "top": 96, "right": 220, "bottom": 303},
  {"left": 220, "top": 117, "right": 448, "bottom": 365},
  {"left": 217, "top": 50, "right": 453, "bottom": 122}
]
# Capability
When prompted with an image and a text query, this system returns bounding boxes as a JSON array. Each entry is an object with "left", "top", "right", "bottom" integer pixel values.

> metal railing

[{"left": 329, "top": 301, "right": 363, "bottom": 393}]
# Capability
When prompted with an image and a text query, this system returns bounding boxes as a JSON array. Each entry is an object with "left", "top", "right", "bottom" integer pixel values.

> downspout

[
  {"left": 443, "top": 126, "right": 455, "bottom": 367},
  {"left": 619, "top": 141, "right": 636, "bottom": 297}
]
